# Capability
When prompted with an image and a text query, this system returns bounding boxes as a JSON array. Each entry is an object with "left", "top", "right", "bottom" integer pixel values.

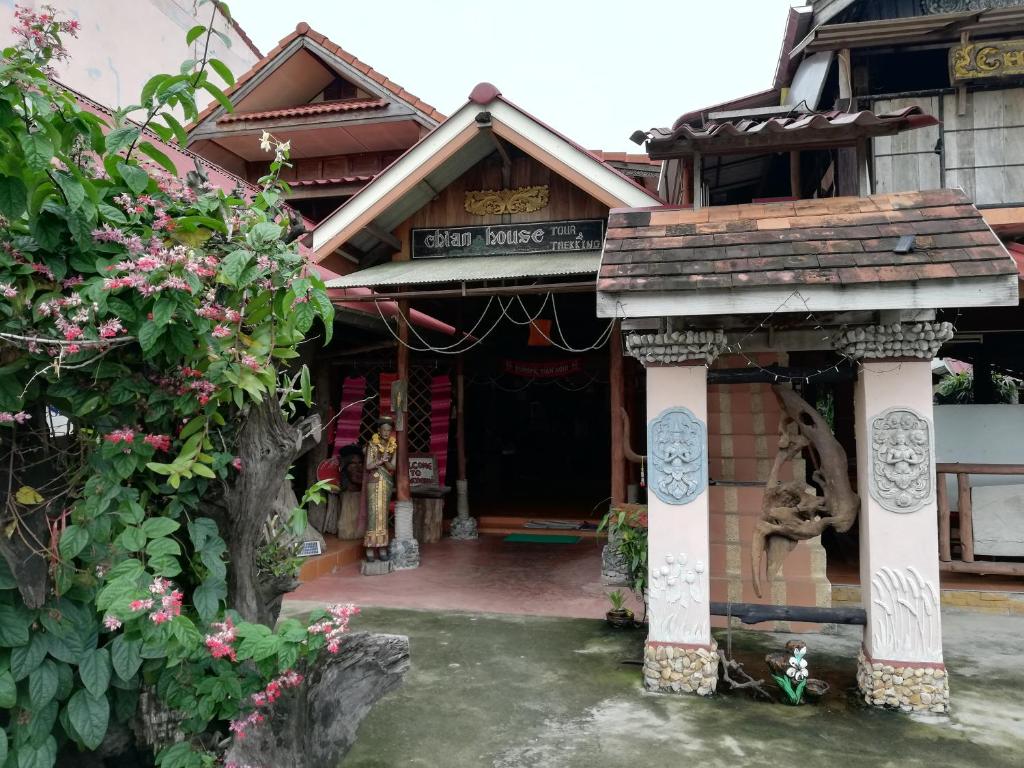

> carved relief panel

[
  {"left": 869, "top": 407, "right": 934, "bottom": 514},
  {"left": 647, "top": 407, "right": 707, "bottom": 505},
  {"left": 648, "top": 552, "right": 708, "bottom": 644}
]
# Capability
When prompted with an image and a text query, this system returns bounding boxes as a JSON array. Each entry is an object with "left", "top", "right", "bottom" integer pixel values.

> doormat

[{"left": 503, "top": 534, "right": 581, "bottom": 544}]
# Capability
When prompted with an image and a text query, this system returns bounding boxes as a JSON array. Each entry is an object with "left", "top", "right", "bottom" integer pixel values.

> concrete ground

[{"left": 279, "top": 601, "right": 1024, "bottom": 768}]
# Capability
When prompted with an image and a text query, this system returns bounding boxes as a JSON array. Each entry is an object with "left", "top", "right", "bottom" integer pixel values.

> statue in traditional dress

[{"left": 363, "top": 416, "right": 396, "bottom": 562}]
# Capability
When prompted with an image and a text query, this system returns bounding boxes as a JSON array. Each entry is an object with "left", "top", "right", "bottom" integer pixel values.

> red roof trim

[
  {"left": 216, "top": 98, "right": 388, "bottom": 124},
  {"left": 189, "top": 22, "right": 446, "bottom": 131},
  {"left": 216, "top": 2, "right": 263, "bottom": 59},
  {"left": 290, "top": 176, "right": 374, "bottom": 186}
]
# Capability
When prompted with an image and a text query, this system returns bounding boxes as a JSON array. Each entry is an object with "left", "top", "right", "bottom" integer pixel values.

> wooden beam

[
  {"left": 710, "top": 602, "right": 867, "bottom": 626},
  {"left": 609, "top": 321, "right": 626, "bottom": 506},
  {"left": 838, "top": 48, "right": 853, "bottom": 101},
  {"left": 789, "top": 151, "right": 801, "bottom": 199},
  {"left": 708, "top": 365, "right": 855, "bottom": 384},
  {"left": 363, "top": 223, "right": 402, "bottom": 251},
  {"left": 682, "top": 158, "right": 693, "bottom": 207},
  {"left": 937, "top": 463, "right": 1024, "bottom": 474},
  {"left": 693, "top": 151, "right": 703, "bottom": 210},
  {"left": 957, "top": 472, "right": 974, "bottom": 562},
  {"left": 940, "top": 560, "right": 1024, "bottom": 576}
]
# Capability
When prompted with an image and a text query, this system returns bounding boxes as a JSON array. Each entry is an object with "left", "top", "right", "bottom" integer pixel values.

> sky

[{"left": 230, "top": 0, "right": 802, "bottom": 151}]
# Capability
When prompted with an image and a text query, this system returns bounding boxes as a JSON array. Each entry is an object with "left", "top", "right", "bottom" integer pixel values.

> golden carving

[
  {"left": 950, "top": 38, "right": 1024, "bottom": 83},
  {"left": 464, "top": 185, "right": 549, "bottom": 216}
]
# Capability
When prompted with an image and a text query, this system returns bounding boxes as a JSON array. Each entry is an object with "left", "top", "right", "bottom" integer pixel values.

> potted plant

[{"left": 605, "top": 590, "right": 634, "bottom": 628}]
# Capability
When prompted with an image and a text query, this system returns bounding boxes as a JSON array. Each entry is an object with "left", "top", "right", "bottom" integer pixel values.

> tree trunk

[
  {"left": 222, "top": 397, "right": 320, "bottom": 625},
  {"left": 224, "top": 632, "right": 410, "bottom": 768}
]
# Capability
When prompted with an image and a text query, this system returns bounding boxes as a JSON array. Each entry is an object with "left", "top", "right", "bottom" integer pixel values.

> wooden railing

[{"left": 936, "top": 463, "right": 1024, "bottom": 576}]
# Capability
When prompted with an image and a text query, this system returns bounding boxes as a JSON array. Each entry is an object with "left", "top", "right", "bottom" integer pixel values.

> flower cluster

[
  {"left": 11, "top": 4, "right": 79, "bottom": 71},
  {"left": 229, "top": 669, "right": 304, "bottom": 739},
  {"left": 307, "top": 603, "right": 359, "bottom": 654},
  {"left": 204, "top": 618, "right": 237, "bottom": 661},
  {"left": 787, "top": 646, "right": 809, "bottom": 682},
  {"left": 0, "top": 412, "right": 31, "bottom": 425},
  {"left": 128, "top": 578, "right": 184, "bottom": 624}
]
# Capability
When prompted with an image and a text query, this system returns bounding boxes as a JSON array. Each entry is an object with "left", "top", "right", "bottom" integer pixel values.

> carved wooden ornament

[
  {"left": 647, "top": 407, "right": 706, "bottom": 505},
  {"left": 464, "top": 185, "right": 549, "bottom": 216},
  {"left": 869, "top": 407, "right": 933, "bottom": 514}
]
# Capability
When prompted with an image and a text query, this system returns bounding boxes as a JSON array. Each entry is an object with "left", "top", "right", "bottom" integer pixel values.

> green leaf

[
  {"left": 53, "top": 172, "right": 85, "bottom": 212},
  {"left": 0, "top": 724, "right": 6, "bottom": 765},
  {"left": 167, "top": 325, "right": 193, "bottom": 355},
  {"left": 67, "top": 689, "right": 109, "bottom": 750},
  {"left": 152, "top": 298, "right": 175, "bottom": 327},
  {"left": 79, "top": 648, "right": 111, "bottom": 698},
  {"left": 0, "top": 671, "right": 16, "bottom": 708},
  {"left": 11, "top": 632, "right": 48, "bottom": 680},
  {"left": 141, "top": 518, "right": 179, "bottom": 539},
  {"left": 117, "top": 526, "right": 146, "bottom": 553},
  {"left": 137, "top": 321, "right": 163, "bottom": 354},
  {"left": 219, "top": 249, "right": 251, "bottom": 287},
  {"left": 112, "top": 452, "right": 137, "bottom": 480},
  {"left": 0, "top": 176, "right": 28, "bottom": 219},
  {"left": 192, "top": 579, "right": 225, "bottom": 623},
  {"left": 200, "top": 80, "right": 233, "bottom": 114},
  {"left": 19, "top": 132, "right": 54, "bottom": 171},
  {"left": 145, "top": 537, "right": 181, "bottom": 558},
  {"left": 0, "top": 604, "right": 30, "bottom": 646},
  {"left": 137, "top": 141, "right": 178, "bottom": 175},
  {"left": 140, "top": 74, "right": 168, "bottom": 106},
  {"left": 58, "top": 525, "right": 89, "bottom": 560},
  {"left": 293, "top": 300, "right": 315, "bottom": 333},
  {"left": 104, "top": 127, "right": 140, "bottom": 156},
  {"left": 185, "top": 25, "right": 206, "bottom": 45},
  {"left": 207, "top": 58, "right": 235, "bottom": 86},
  {"left": 110, "top": 635, "right": 142, "bottom": 682},
  {"left": 0, "top": 557, "right": 16, "bottom": 590},
  {"left": 149, "top": 555, "right": 181, "bottom": 578},
  {"left": 28, "top": 660, "right": 59, "bottom": 708},
  {"left": 160, "top": 112, "right": 189, "bottom": 146},
  {"left": 116, "top": 162, "right": 149, "bottom": 195},
  {"left": 14, "top": 735, "right": 56, "bottom": 768}
]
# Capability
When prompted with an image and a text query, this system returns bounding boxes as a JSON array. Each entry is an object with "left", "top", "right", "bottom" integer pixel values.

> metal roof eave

[{"left": 325, "top": 252, "right": 602, "bottom": 290}]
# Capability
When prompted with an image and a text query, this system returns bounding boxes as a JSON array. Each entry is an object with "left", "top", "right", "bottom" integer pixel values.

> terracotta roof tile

[
  {"left": 189, "top": 22, "right": 445, "bottom": 130},
  {"left": 216, "top": 98, "right": 388, "bottom": 124},
  {"left": 599, "top": 190, "right": 1017, "bottom": 295}
]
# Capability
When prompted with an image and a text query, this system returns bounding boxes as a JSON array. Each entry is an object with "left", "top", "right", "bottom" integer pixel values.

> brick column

[
  {"left": 627, "top": 328, "right": 724, "bottom": 696},
  {"left": 853, "top": 353, "right": 949, "bottom": 713}
]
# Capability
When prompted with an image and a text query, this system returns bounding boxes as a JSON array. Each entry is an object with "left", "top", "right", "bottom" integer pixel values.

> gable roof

[
  {"left": 188, "top": 22, "right": 445, "bottom": 132},
  {"left": 311, "top": 82, "right": 664, "bottom": 271},
  {"left": 597, "top": 189, "right": 1019, "bottom": 318}
]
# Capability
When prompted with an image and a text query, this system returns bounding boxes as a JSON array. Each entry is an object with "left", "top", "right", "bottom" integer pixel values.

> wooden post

[
  {"left": 682, "top": 158, "right": 693, "bottom": 207},
  {"left": 609, "top": 320, "right": 626, "bottom": 506},
  {"left": 838, "top": 48, "right": 852, "bottom": 102},
  {"left": 789, "top": 151, "right": 801, "bottom": 199},
  {"left": 396, "top": 299, "right": 411, "bottom": 504},
  {"left": 936, "top": 470, "right": 951, "bottom": 562},
  {"left": 692, "top": 152, "right": 703, "bottom": 209},
  {"left": 456, "top": 355, "right": 467, "bottom": 482},
  {"left": 957, "top": 472, "right": 974, "bottom": 562},
  {"left": 855, "top": 138, "right": 871, "bottom": 196}
]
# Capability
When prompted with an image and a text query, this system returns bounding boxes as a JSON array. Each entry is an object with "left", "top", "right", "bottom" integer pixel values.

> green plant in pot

[{"left": 606, "top": 590, "right": 634, "bottom": 628}]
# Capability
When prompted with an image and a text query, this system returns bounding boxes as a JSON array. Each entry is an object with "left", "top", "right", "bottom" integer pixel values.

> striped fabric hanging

[
  {"left": 333, "top": 376, "right": 367, "bottom": 454},
  {"left": 429, "top": 375, "right": 452, "bottom": 485}
]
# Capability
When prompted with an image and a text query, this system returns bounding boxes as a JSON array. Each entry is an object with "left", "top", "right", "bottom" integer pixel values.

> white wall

[
  {"left": 0, "top": 1, "right": 260, "bottom": 110},
  {"left": 935, "top": 405, "right": 1024, "bottom": 501}
]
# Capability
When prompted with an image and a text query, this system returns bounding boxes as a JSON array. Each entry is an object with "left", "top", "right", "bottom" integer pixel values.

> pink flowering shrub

[{"left": 0, "top": 6, "right": 347, "bottom": 768}]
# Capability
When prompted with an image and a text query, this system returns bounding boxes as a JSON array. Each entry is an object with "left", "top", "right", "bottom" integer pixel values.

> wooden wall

[
  {"left": 400, "top": 154, "right": 608, "bottom": 231},
  {"left": 246, "top": 150, "right": 404, "bottom": 185},
  {"left": 873, "top": 88, "right": 1024, "bottom": 207}
]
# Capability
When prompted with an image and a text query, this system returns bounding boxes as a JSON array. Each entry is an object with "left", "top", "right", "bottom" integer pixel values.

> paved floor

[
  {"left": 277, "top": 604, "right": 1024, "bottom": 768},
  {"left": 290, "top": 536, "right": 645, "bottom": 618}
]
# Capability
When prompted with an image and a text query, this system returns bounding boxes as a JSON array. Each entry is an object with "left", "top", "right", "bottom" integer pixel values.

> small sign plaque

[
  {"left": 409, "top": 454, "right": 437, "bottom": 486},
  {"left": 951, "top": 38, "right": 1024, "bottom": 83},
  {"left": 411, "top": 219, "right": 604, "bottom": 259}
]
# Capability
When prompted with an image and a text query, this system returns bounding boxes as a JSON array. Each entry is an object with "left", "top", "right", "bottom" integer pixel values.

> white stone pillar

[
  {"left": 388, "top": 500, "right": 420, "bottom": 570},
  {"left": 854, "top": 360, "right": 949, "bottom": 713},
  {"left": 450, "top": 480, "right": 478, "bottom": 539},
  {"left": 642, "top": 363, "right": 717, "bottom": 695}
]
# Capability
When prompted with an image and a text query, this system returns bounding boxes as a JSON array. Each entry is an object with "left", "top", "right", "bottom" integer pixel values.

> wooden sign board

[
  {"left": 951, "top": 39, "right": 1024, "bottom": 83},
  {"left": 411, "top": 219, "right": 604, "bottom": 260},
  {"left": 409, "top": 454, "right": 437, "bottom": 486}
]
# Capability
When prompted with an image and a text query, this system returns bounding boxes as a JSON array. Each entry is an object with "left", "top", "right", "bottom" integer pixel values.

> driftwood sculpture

[{"left": 751, "top": 386, "right": 859, "bottom": 597}]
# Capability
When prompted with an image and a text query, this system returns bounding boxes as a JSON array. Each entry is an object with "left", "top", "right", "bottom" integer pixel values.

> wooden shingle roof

[{"left": 599, "top": 190, "right": 1017, "bottom": 296}]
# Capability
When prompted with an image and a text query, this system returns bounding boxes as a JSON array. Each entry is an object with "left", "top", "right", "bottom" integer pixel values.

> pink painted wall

[
  {"left": 0, "top": 1, "right": 259, "bottom": 111},
  {"left": 646, "top": 365, "right": 712, "bottom": 646},
  {"left": 856, "top": 361, "right": 944, "bottom": 664}
]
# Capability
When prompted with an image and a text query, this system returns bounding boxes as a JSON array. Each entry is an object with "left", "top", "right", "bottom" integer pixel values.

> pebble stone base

[
  {"left": 856, "top": 649, "right": 950, "bottom": 713},
  {"left": 449, "top": 515, "right": 479, "bottom": 540},
  {"left": 388, "top": 538, "right": 420, "bottom": 570},
  {"left": 643, "top": 640, "right": 719, "bottom": 696}
]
